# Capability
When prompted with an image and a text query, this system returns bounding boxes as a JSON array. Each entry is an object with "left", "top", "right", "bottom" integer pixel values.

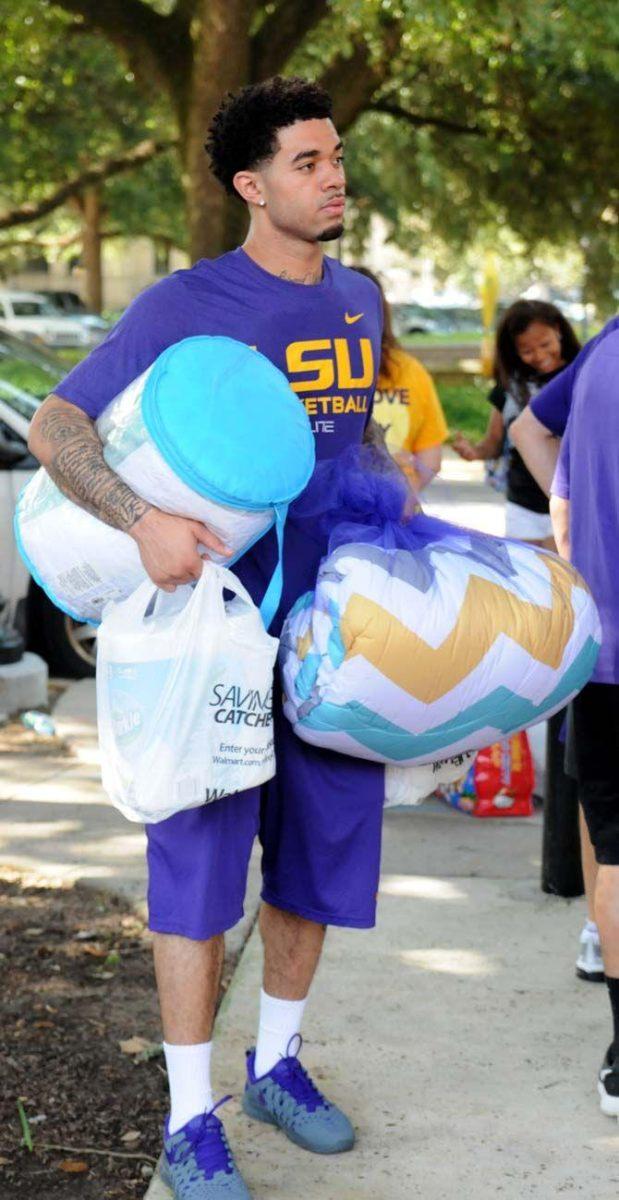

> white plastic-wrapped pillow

[{"left": 15, "top": 336, "right": 315, "bottom": 626}]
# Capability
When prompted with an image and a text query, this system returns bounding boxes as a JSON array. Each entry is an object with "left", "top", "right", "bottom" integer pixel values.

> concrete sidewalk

[
  {"left": 0, "top": 679, "right": 147, "bottom": 904},
  {"left": 423, "top": 449, "right": 507, "bottom": 534},
  {"left": 0, "top": 677, "right": 261, "bottom": 956},
  {"left": 197, "top": 807, "right": 617, "bottom": 1200}
]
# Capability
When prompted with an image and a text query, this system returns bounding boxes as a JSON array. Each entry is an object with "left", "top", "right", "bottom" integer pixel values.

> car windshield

[
  {"left": 11, "top": 298, "right": 56, "bottom": 317},
  {"left": 48, "top": 292, "right": 85, "bottom": 313},
  {"left": 0, "top": 338, "right": 63, "bottom": 403}
]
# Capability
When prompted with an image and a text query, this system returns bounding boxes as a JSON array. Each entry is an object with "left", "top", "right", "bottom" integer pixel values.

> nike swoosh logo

[{"left": 345, "top": 312, "right": 364, "bottom": 324}]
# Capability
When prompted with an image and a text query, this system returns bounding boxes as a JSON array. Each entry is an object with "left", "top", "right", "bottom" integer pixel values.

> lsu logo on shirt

[{"left": 285, "top": 337, "right": 375, "bottom": 433}]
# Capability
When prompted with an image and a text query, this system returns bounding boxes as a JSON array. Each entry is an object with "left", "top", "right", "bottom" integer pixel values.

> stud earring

[{"left": 259, "top": 200, "right": 266, "bottom": 207}]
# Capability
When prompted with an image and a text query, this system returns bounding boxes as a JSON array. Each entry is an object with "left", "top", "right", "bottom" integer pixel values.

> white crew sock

[
  {"left": 254, "top": 989, "right": 307, "bottom": 1078},
  {"left": 164, "top": 1041, "right": 213, "bottom": 1134},
  {"left": 585, "top": 919, "right": 599, "bottom": 936}
]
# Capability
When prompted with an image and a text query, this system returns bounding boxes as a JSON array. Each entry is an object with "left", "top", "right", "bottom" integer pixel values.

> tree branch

[
  {"left": 52, "top": 0, "right": 192, "bottom": 101},
  {"left": 369, "top": 100, "right": 483, "bottom": 136},
  {"left": 0, "top": 237, "right": 60, "bottom": 252},
  {"left": 0, "top": 139, "right": 176, "bottom": 231},
  {"left": 319, "top": 21, "right": 401, "bottom": 133},
  {"left": 251, "top": 0, "right": 330, "bottom": 80},
  {"left": 0, "top": 229, "right": 123, "bottom": 253},
  {"left": 53, "top": 0, "right": 165, "bottom": 55}
]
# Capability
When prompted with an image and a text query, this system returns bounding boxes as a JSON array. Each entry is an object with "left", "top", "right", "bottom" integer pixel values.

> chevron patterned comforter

[{"left": 280, "top": 517, "right": 601, "bottom": 766}]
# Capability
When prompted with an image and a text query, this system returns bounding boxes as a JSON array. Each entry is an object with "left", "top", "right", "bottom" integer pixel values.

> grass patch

[
  {"left": 55, "top": 347, "right": 90, "bottom": 368},
  {"left": 402, "top": 331, "right": 482, "bottom": 347},
  {"left": 436, "top": 377, "right": 491, "bottom": 443}
]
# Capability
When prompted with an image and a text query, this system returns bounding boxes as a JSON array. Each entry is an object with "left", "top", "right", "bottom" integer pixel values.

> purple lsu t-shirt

[
  {"left": 551, "top": 329, "right": 619, "bottom": 683},
  {"left": 55, "top": 248, "right": 382, "bottom": 630},
  {"left": 531, "top": 315, "right": 619, "bottom": 436}
]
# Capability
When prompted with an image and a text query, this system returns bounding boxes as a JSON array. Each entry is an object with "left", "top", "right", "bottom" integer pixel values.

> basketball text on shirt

[{"left": 284, "top": 336, "right": 374, "bottom": 433}]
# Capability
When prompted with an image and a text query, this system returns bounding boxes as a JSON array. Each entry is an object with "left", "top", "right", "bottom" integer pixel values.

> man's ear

[{"left": 233, "top": 171, "right": 264, "bottom": 207}]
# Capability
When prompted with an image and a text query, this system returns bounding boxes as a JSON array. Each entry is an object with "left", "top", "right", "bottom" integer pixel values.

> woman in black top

[{"left": 453, "top": 299, "right": 580, "bottom": 547}]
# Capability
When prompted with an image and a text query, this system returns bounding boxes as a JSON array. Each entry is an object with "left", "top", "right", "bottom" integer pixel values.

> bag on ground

[
  {"left": 96, "top": 564, "right": 278, "bottom": 823},
  {"left": 384, "top": 752, "right": 476, "bottom": 808},
  {"left": 436, "top": 733, "right": 535, "bottom": 817}
]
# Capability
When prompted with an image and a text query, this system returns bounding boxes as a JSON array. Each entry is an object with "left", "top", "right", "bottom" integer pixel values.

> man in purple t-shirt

[
  {"left": 28, "top": 79, "right": 384, "bottom": 1199},
  {"left": 548, "top": 328, "right": 619, "bottom": 1118}
]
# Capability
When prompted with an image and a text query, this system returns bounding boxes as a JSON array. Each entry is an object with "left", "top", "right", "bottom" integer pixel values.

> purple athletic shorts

[
  {"left": 145, "top": 515, "right": 385, "bottom": 941},
  {"left": 145, "top": 690, "right": 385, "bottom": 940}
]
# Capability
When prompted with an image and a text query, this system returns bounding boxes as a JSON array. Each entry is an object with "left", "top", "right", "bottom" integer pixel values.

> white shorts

[{"left": 505, "top": 501, "right": 553, "bottom": 542}]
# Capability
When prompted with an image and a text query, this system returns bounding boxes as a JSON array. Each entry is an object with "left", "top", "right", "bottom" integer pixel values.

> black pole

[{"left": 541, "top": 708, "right": 584, "bottom": 897}]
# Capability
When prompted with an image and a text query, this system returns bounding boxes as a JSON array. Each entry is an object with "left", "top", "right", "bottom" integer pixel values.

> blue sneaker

[
  {"left": 160, "top": 1098, "right": 252, "bottom": 1198},
  {"left": 242, "top": 1036, "right": 355, "bottom": 1155}
]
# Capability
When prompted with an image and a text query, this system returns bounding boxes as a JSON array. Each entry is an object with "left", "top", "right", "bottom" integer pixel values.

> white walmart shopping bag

[{"left": 96, "top": 564, "right": 278, "bottom": 823}]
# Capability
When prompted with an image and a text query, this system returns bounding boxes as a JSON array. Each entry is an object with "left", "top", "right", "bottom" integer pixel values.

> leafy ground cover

[{"left": 0, "top": 868, "right": 167, "bottom": 1198}]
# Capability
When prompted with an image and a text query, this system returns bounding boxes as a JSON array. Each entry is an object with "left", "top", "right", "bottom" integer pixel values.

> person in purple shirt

[
  {"left": 511, "top": 315, "right": 619, "bottom": 987},
  {"left": 523, "top": 325, "right": 619, "bottom": 1119},
  {"left": 28, "top": 78, "right": 384, "bottom": 1200}
]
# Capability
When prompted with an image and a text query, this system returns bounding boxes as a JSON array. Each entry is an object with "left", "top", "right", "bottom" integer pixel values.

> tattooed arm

[
  {"left": 29, "top": 397, "right": 152, "bottom": 530},
  {"left": 28, "top": 395, "right": 230, "bottom": 590}
]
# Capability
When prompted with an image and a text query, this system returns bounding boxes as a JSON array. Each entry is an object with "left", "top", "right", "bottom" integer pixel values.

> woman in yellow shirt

[{"left": 356, "top": 268, "right": 448, "bottom": 490}]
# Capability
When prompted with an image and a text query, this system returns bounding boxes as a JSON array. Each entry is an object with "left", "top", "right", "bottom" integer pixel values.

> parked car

[
  {"left": 431, "top": 305, "right": 484, "bottom": 335},
  {"left": 391, "top": 303, "right": 439, "bottom": 337},
  {"left": 0, "top": 289, "right": 94, "bottom": 351},
  {"left": 38, "top": 289, "right": 86, "bottom": 315},
  {"left": 391, "top": 301, "right": 484, "bottom": 338},
  {"left": 36, "top": 288, "right": 110, "bottom": 342},
  {"left": 0, "top": 331, "right": 96, "bottom": 676}
]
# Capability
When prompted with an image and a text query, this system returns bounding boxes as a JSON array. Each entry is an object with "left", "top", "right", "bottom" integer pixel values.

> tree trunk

[
  {"left": 50, "top": 1, "right": 396, "bottom": 263},
  {"left": 81, "top": 185, "right": 103, "bottom": 312},
  {"left": 181, "top": 0, "right": 253, "bottom": 262},
  {"left": 68, "top": 186, "right": 104, "bottom": 312}
]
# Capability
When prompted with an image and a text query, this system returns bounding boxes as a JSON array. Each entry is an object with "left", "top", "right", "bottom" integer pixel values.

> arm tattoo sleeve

[{"left": 36, "top": 401, "right": 152, "bottom": 533}]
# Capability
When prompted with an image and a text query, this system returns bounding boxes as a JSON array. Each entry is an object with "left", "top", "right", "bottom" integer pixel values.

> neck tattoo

[{"left": 278, "top": 267, "right": 322, "bottom": 286}]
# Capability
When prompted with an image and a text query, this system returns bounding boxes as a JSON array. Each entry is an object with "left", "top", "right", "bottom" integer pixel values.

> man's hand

[{"left": 130, "top": 508, "right": 231, "bottom": 591}]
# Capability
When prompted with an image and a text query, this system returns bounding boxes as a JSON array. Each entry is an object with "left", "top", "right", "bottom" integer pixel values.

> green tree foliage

[
  {"left": 104, "top": 156, "right": 186, "bottom": 248},
  {"left": 340, "top": 0, "right": 619, "bottom": 312},
  {"left": 0, "top": 1, "right": 174, "bottom": 199},
  {"left": 0, "top": 0, "right": 182, "bottom": 299},
  {"left": 0, "top": 0, "right": 617, "bottom": 310}
]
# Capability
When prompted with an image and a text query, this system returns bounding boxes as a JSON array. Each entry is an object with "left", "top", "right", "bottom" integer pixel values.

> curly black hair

[
  {"left": 495, "top": 299, "right": 581, "bottom": 393},
  {"left": 205, "top": 76, "right": 333, "bottom": 197}
]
